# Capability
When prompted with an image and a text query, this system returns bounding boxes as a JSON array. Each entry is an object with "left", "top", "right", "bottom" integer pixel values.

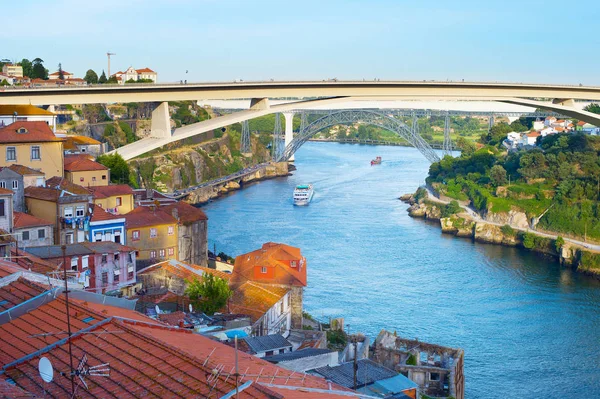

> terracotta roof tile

[
  {"left": 7, "top": 164, "right": 44, "bottom": 176},
  {"left": 228, "top": 281, "right": 290, "bottom": 323},
  {"left": 63, "top": 154, "right": 108, "bottom": 172},
  {"left": 124, "top": 206, "right": 177, "bottom": 229},
  {"left": 135, "top": 67, "right": 155, "bottom": 73},
  {"left": 90, "top": 204, "right": 123, "bottom": 223},
  {"left": 13, "top": 212, "right": 53, "bottom": 229},
  {"left": 0, "top": 277, "right": 45, "bottom": 312},
  {"left": 64, "top": 135, "right": 101, "bottom": 148},
  {"left": 233, "top": 242, "right": 307, "bottom": 287},
  {"left": 45, "top": 176, "right": 91, "bottom": 195},
  {"left": 88, "top": 184, "right": 133, "bottom": 199},
  {"left": 138, "top": 259, "right": 231, "bottom": 282},
  {"left": 9, "top": 249, "right": 58, "bottom": 275},
  {"left": 0, "top": 121, "right": 62, "bottom": 143},
  {"left": 0, "top": 260, "right": 26, "bottom": 278},
  {"left": 161, "top": 201, "right": 208, "bottom": 225},
  {"left": 0, "top": 379, "right": 35, "bottom": 398},
  {"left": 23, "top": 186, "right": 61, "bottom": 202},
  {"left": 0, "top": 188, "right": 13, "bottom": 195}
]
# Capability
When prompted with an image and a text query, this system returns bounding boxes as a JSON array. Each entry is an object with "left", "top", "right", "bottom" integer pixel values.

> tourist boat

[
  {"left": 293, "top": 184, "right": 314, "bottom": 206},
  {"left": 371, "top": 156, "right": 382, "bottom": 165}
]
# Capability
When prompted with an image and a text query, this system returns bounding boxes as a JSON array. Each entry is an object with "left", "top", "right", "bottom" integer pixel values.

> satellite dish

[
  {"left": 155, "top": 305, "right": 160, "bottom": 315},
  {"left": 188, "top": 304, "right": 193, "bottom": 313},
  {"left": 39, "top": 357, "right": 54, "bottom": 383}
]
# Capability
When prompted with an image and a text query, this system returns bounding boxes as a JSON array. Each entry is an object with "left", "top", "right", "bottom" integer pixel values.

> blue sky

[{"left": 4, "top": 0, "right": 600, "bottom": 84}]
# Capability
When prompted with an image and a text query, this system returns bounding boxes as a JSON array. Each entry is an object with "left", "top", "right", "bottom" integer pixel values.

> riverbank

[
  {"left": 185, "top": 161, "right": 290, "bottom": 205},
  {"left": 401, "top": 188, "right": 600, "bottom": 279}
]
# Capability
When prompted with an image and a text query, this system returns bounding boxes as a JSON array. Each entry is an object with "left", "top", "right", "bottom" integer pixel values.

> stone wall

[
  {"left": 290, "top": 286, "right": 304, "bottom": 329},
  {"left": 178, "top": 219, "right": 208, "bottom": 266}
]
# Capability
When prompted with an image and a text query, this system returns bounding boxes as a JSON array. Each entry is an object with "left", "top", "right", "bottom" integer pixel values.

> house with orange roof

[
  {"left": 0, "top": 166, "right": 24, "bottom": 212},
  {"left": 13, "top": 211, "right": 53, "bottom": 248},
  {"left": 115, "top": 66, "right": 157, "bottom": 84},
  {"left": 233, "top": 242, "right": 307, "bottom": 329},
  {"left": 0, "top": 121, "right": 64, "bottom": 178},
  {"left": 89, "top": 204, "right": 126, "bottom": 245},
  {"left": 124, "top": 205, "right": 178, "bottom": 266},
  {"left": 48, "top": 70, "right": 74, "bottom": 80},
  {"left": 63, "top": 153, "right": 110, "bottom": 187},
  {"left": 63, "top": 134, "right": 103, "bottom": 157},
  {"left": 8, "top": 164, "right": 45, "bottom": 188},
  {"left": 161, "top": 201, "right": 208, "bottom": 266},
  {"left": 525, "top": 130, "right": 542, "bottom": 145},
  {"left": 88, "top": 183, "right": 135, "bottom": 214},
  {"left": 0, "top": 104, "right": 57, "bottom": 132},
  {"left": 25, "top": 177, "right": 92, "bottom": 245}
]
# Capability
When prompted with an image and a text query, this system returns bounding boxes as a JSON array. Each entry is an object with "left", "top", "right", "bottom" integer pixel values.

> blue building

[{"left": 89, "top": 204, "right": 126, "bottom": 245}]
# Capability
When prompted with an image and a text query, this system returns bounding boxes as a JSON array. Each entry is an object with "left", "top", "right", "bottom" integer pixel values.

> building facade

[
  {"left": 0, "top": 121, "right": 64, "bottom": 178},
  {"left": 13, "top": 211, "right": 54, "bottom": 248},
  {"left": 0, "top": 105, "right": 57, "bottom": 132},
  {"left": 89, "top": 185, "right": 134, "bottom": 214},
  {"left": 124, "top": 206, "right": 178, "bottom": 267},
  {"left": 162, "top": 201, "right": 208, "bottom": 266},
  {"left": 0, "top": 167, "right": 24, "bottom": 212},
  {"left": 89, "top": 205, "right": 126, "bottom": 245},
  {"left": 63, "top": 154, "right": 110, "bottom": 187},
  {"left": 8, "top": 164, "right": 45, "bottom": 188},
  {"left": 1, "top": 64, "right": 23, "bottom": 77}
]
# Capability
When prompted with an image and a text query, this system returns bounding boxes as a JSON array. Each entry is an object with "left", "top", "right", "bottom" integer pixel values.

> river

[{"left": 201, "top": 142, "right": 600, "bottom": 398}]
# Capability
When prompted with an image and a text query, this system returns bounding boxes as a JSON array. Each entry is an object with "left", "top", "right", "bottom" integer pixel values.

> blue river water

[{"left": 201, "top": 142, "right": 600, "bottom": 398}]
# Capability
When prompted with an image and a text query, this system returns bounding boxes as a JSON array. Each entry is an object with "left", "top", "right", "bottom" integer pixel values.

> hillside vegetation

[{"left": 428, "top": 134, "right": 600, "bottom": 241}]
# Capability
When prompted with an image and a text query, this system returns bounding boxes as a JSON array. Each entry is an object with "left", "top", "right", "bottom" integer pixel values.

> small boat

[
  {"left": 293, "top": 184, "right": 314, "bottom": 206},
  {"left": 371, "top": 156, "right": 382, "bottom": 165}
]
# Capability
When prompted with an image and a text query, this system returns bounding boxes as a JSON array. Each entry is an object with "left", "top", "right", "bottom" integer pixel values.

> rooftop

[
  {"left": 243, "top": 334, "right": 293, "bottom": 354},
  {"left": 63, "top": 135, "right": 101, "bottom": 148},
  {"left": 0, "top": 187, "right": 13, "bottom": 196},
  {"left": 264, "top": 348, "right": 334, "bottom": 363},
  {"left": 88, "top": 184, "right": 133, "bottom": 199},
  {"left": 7, "top": 164, "right": 44, "bottom": 176},
  {"left": 0, "top": 104, "right": 54, "bottom": 116},
  {"left": 138, "top": 259, "right": 231, "bottom": 282},
  {"left": 229, "top": 281, "right": 290, "bottom": 323},
  {"left": 45, "top": 176, "right": 91, "bottom": 195},
  {"left": 124, "top": 206, "right": 177, "bottom": 229},
  {"left": 314, "top": 359, "right": 398, "bottom": 389},
  {"left": 63, "top": 154, "right": 108, "bottom": 172},
  {"left": 0, "top": 121, "right": 62, "bottom": 143},
  {"left": 161, "top": 201, "right": 208, "bottom": 225},
  {"left": 90, "top": 204, "right": 124, "bottom": 223},
  {"left": 13, "top": 211, "right": 53, "bottom": 229},
  {"left": 23, "top": 241, "right": 135, "bottom": 259}
]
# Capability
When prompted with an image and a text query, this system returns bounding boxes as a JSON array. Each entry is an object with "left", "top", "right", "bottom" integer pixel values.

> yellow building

[
  {"left": 63, "top": 154, "right": 109, "bottom": 187},
  {"left": 89, "top": 184, "right": 135, "bottom": 215},
  {"left": 124, "top": 206, "right": 178, "bottom": 268},
  {"left": 1, "top": 64, "right": 23, "bottom": 78},
  {"left": 0, "top": 121, "right": 64, "bottom": 178}
]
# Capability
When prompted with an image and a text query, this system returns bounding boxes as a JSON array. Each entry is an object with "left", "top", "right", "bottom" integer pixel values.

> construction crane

[{"left": 106, "top": 52, "right": 116, "bottom": 78}]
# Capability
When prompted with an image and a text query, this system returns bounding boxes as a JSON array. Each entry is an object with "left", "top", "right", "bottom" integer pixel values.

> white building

[
  {"left": 48, "top": 70, "right": 75, "bottom": 80},
  {"left": 582, "top": 123, "right": 600, "bottom": 135},
  {"left": 2, "top": 64, "right": 23, "bottom": 78},
  {"left": 0, "top": 105, "right": 57, "bottom": 132},
  {"left": 113, "top": 67, "right": 157, "bottom": 84}
]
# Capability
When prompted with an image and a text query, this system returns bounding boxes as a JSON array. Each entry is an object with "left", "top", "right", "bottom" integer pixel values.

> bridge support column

[
  {"left": 151, "top": 102, "right": 171, "bottom": 139},
  {"left": 283, "top": 111, "right": 295, "bottom": 162}
]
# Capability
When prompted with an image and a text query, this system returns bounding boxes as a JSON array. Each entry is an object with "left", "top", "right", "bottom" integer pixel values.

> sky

[{"left": 4, "top": 0, "right": 600, "bottom": 85}]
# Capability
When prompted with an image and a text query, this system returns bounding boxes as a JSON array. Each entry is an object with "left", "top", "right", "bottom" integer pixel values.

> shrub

[
  {"left": 555, "top": 236, "right": 565, "bottom": 252},
  {"left": 522, "top": 232, "right": 536, "bottom": 249},
  {"left": 501, "top": 224, "right": 516, "bottom": 237},
  {"left": 442, "top": 200, "right": 461, "bottom": 217}
]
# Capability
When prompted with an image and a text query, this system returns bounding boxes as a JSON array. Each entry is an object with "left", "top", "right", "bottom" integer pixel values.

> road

[{"left": 423, "top": 186, "right": 600, "bottom": 252}]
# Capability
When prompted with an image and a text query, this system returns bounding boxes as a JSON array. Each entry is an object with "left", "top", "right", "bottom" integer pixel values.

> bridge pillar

[
  {"left": 283, "top": 111, "right": 295, "bottom": 162},
  {"left": 151, "top": 102, "right": 171, "bottom": 139}
]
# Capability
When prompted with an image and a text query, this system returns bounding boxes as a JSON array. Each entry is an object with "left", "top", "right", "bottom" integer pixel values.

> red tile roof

[
  {"left": 7, "top": 164, "right": 44, "bottom": 176},
  {"left": 9, "top": 249, "right": 58, "bottom": 275},
  {"left": 124, "top": 206, "right": 177, "bottom": 229},
  {"left": 526, "top": 131, "right": 541, "bottom": 137},
  {"left": 88, "top": 184, "right": 133, "bottom": 199},
  {"left": 138, "top": 259, "right": 231, "bottom": 282},
  {"left": 229, "top": 281, "right": 290, "bottom": 323},
  {"left": 23, "top": 186, "right": 61, "bottom": 202},
  {"left": 135, "top": 67, "right": 156, "bottom": 73},
  {"left": 0, "top": 260, "right": 26, "bottom": 278},
  {"left": 45, "top": 176, "right": 91, "bottom": 195},
  {"left": 0, "top": 277, "right": 45, "bottom": 312},
  {"left": 161, "top": 201, "right": 208, "bottom": 225},
  {"left": 0, "top": 188, "right": 13, "bottom": 196},
  {"left": 63, "top": 135, "right": 101, "bottom": 150},
  {"left": 90, "top": 204, "right": 122, "bottom": 223},
  {"left": 0, "top": 121, "right": 63, "bottom": 143},
  {"left": 0, "top": 379, "right": 35, "bottom": 398},
  {"left": 13, "top": 212, "right": 53, "bottom": 229},
  {"left": 233, "top": 242, "right": 307, "bottom": 287},
  {"left": 63, "top": 154, "right": 108, "bottom": 172}
]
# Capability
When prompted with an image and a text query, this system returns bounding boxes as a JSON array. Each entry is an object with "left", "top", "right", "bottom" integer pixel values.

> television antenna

[{"left": 67, "top": 353, "right": 110, "bottom": 390}]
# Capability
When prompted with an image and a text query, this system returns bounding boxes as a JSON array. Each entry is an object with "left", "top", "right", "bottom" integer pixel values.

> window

[
  {"left": 114, "top": 269, "right": 120, "bottom": 283},
  {"left": 290, "top": 260, "right": 297, "bottom": 268},
  {"left": 0, "top": 200, "right": 4, "bottom": 217},
  {"left": 101, "top": 254, "right": 107, "bottom": 263},
  {"left": 95, "top": 232, "right": 102, "bottom": 242},
  {"left": 150, "top": 228, "right": 157, "bottom": 238},
  {"left": 0, "top": 182, "right": 5, "bottom": 189},
  {"left": 65, "top": 233, "right": 74, "bottom": 244},
  {"left": 71, "top": 257, "right": 78, "bottom": 271},
  {"left": 159, "top": 249, "right": 165, "bottom": 258},
  {"left": 76, "top": 206, "right": 85, "bottom": 217},
  {"left": 11, "top": 180, "right": 18, "bottom": 190},
  {"left": 150, "top": 250, "right": 156, "bottom": 259},
  {"left": 64, "top": 207, "right": 73, "bottom": 218},
  {"left": 21, "top": 231, "right": 29, "bottom": 241},
  {"left": 168, "top": 247, "right": 174, "bottom": 256},
  {"left": 128, "top": 253, "right": 133, "bottom": 263},
  {"left": 265, "top": 351, "right": 274, "bottom": 356},
  {"left": 6, "top": 147, "right": 16, "bottom": 161},
  {"left": 38, "top": 229, "right": 45, "bottom": 239},
  {"left": 261, "top": 266, "right": 267, "bottom": 274},
  {"left": 36, "top": 177, "right": 44, "bottom": 187},
  {"left": 102, "top": 175, "right": 107, "bottom": 180},
  {"left": 430, "top": 373, "right": 440, "bottom": 381},
  {"left": 31, "top": 146, "right": 41, "bottom": 160},
  {"left": 80, "top": 177, "right": 84, "bottom": 182},
  {"left": 101, "top": 272, "right": 108, "bottom": 285},
  {"left": 168, "top": 226, "right": 174, "bottom": 235},
  {"left": 92, "top": 176, "right": 96, "bottom": 182},
  {"left": 82, "top": 256, "right": 89, "bottom": 269},
  {"left": 116, "top": 197, "right": 122, "bottom": 206},
  {"left": 114, "top": 253, "right": 119, "bottom": 261},
  {"left": 132, "top": 230, "right": 140, "bottom": 241}
]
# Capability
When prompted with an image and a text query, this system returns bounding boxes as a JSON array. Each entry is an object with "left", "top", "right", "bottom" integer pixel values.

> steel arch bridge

[{"left": 276, "top": 109, "right": 442, "bottom": 163}]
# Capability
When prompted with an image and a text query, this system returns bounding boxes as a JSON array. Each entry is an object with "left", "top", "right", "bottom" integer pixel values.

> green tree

[
  {"left": 98, "top": 70, "right": 107, "bottom": 84},
  {"left": 490, "top": 165, "right": 508, "bottom": 186},
  {"left": 96, "top": 153, "right": 130, "bottom": 184},
  {"left": 584, "top": 103, "right": 600, "bottom": 114},
  {"left": 84, "top": 69, "right": 98, "bottom": 84},
  {"left": 107, "top": 75, "right": 118, "bottom": 84},
  {"left": 442, "top": 200, "right": 461, "bottom": 217},
  {"left": 555, "top": 236, "right": 565, "bottom": 252},
  {"left": 19, "top": 59, "right": 32, "bottom": 77},
  {"left": 522, "top": 232, "right": 536, "bottom": 249},
  {"left": 57, "top": 63, "right": 64, "bottom": 80},
  {"left": 456, "top": 137, "right": 476, "bottom": 156},
  {"left": 185, "top": 274, "right": 232, "bottom": 315},
  {"left": 0, "top": 79, "right": 9, "bottom": 86},
  {"left": 31, "top": 58, "right": 48, "bottom": 79}
]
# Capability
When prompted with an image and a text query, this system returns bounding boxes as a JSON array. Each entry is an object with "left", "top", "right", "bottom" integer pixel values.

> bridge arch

[{"left": 276, "top": 110, "right": 441, "bottom": 163}]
